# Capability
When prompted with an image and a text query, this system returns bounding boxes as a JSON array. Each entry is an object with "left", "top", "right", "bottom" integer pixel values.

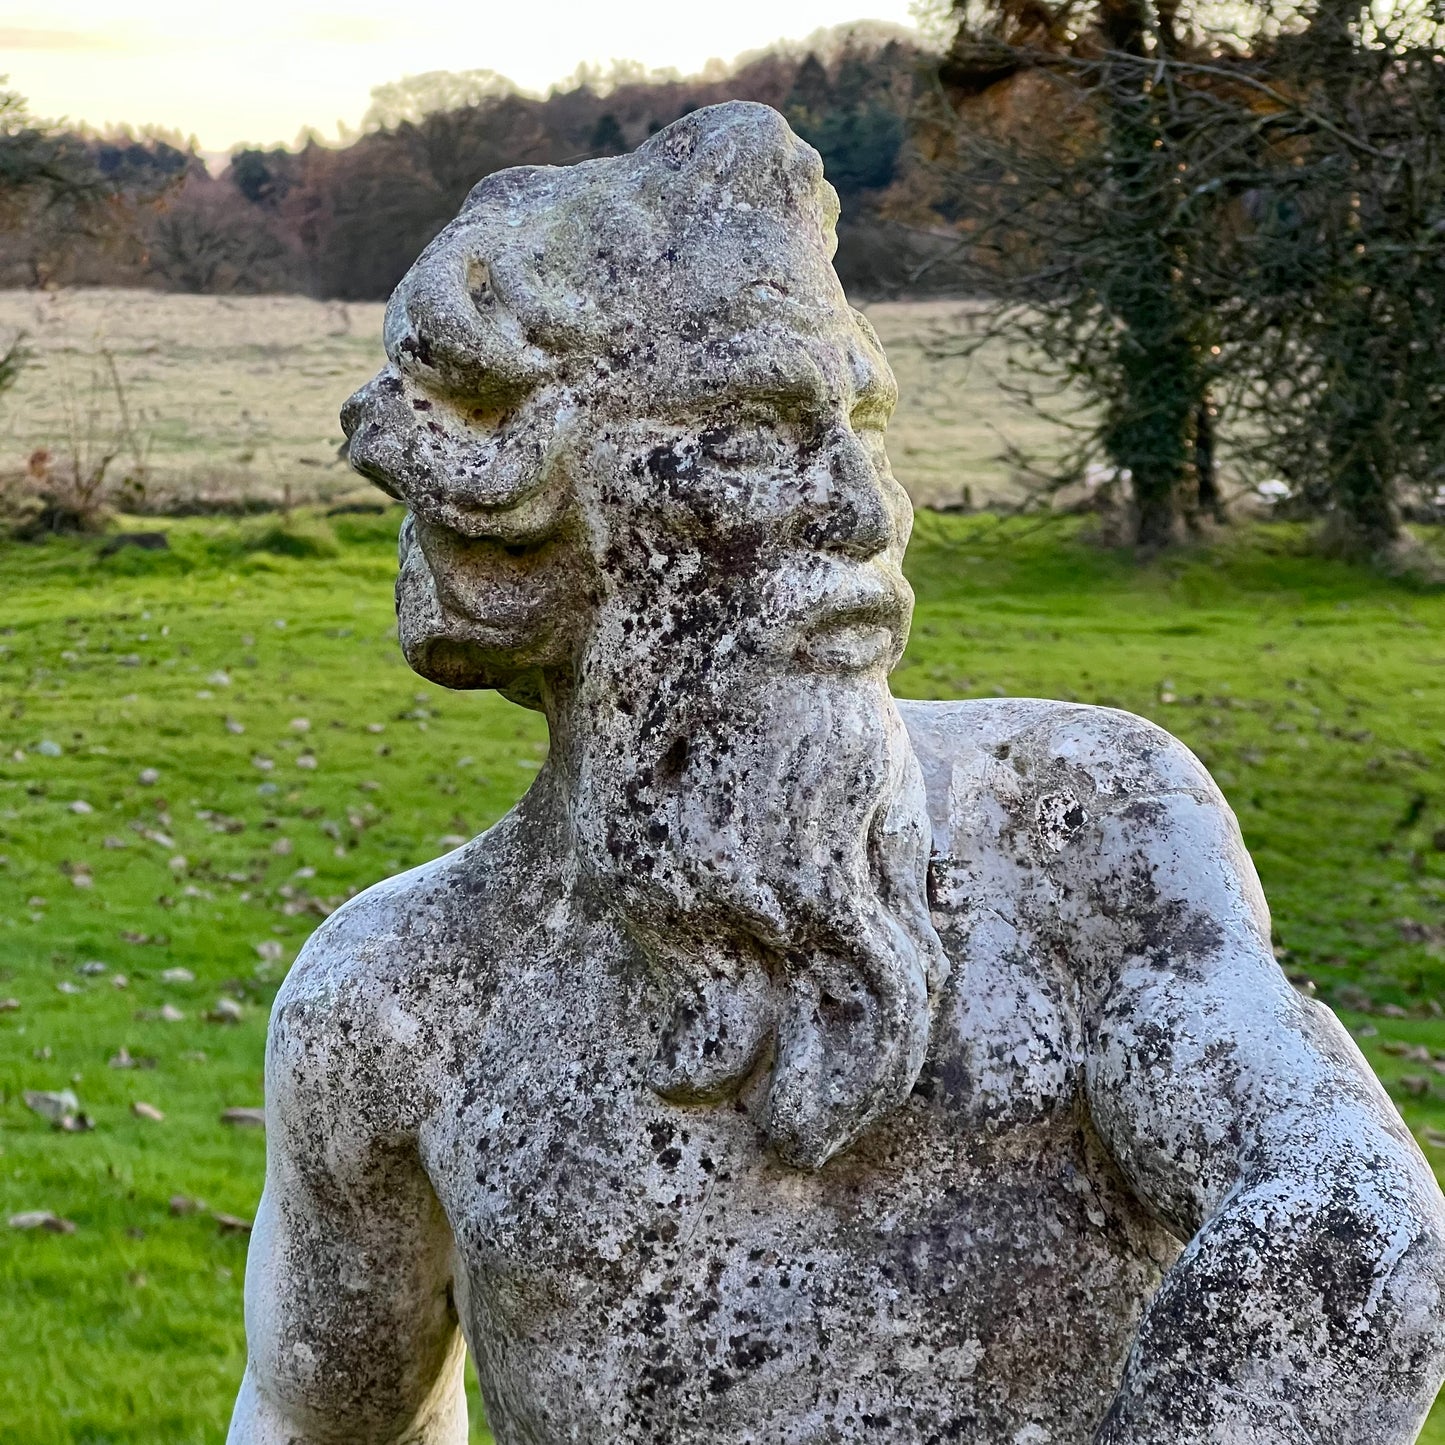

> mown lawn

[{"left": 2, "top": 510, "right": 1443, "bottom": 1443}]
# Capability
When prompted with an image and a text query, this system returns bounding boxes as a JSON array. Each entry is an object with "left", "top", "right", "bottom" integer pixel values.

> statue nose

[
  {"left": 339, "top": 386, "right": 369, "bottom": 443},
  {"left": 338, "top": 368, "right": 407, "bottom": 500},
  {"left": 799, "top": 426, "right": 894, "bottom": 559}
]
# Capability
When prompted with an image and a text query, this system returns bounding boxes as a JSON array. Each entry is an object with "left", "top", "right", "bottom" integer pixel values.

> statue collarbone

[{"left": 234, "top": 102, "right": 1445, "bottom": 1445}]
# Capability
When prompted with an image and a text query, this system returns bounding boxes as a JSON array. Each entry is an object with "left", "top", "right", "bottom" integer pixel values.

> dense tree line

[
  {"left": 0, "top": 29, "right": 942, "bottom": 301},
  {"left": 0, "top": 86, "right": 191, "bottom": 292}
]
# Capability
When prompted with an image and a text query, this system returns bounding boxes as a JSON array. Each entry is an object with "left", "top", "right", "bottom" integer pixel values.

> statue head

[{"left": 342, "top": 101, "right": 947, "bottom": 1169}]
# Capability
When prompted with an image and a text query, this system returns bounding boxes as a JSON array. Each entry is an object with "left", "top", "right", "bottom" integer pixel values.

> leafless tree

[{"left": 922, "top": 0, "right": 1445, "bottom": 555}]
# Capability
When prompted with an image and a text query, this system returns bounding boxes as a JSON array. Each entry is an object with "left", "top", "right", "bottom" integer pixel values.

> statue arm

[
  {"left": 227, "top": 954, "right": 467, "bottom": 1444},
  {"left": 1072, "top": 773, "right": 1445, "bottom": 1443}
]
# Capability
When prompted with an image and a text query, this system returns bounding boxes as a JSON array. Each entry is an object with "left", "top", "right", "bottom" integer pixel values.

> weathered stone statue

[{"left": 229, "top": 103, "right": 1445, "bottom": 1444}]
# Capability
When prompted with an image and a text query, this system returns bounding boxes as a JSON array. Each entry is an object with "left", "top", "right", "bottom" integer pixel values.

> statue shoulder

[
  {"left": 899, "top": 695, "right": 1219, "bottom": 832},
  {"left": 899, "top": 696, "right": 1268, "bottom": 997},
  {"left": 265, "top": 827, "right": 526, "bottom": 1137},
  {"left": 898, "top": 696, "right": 1236, "bottom": 929}
]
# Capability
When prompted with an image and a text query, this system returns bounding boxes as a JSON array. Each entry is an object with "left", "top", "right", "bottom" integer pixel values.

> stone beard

[
  {"left": 572, "top": 644, "right": 945, "bottom": 1171},
  {"left": 558, "top": 395, "right": 948, "bottom": 1168},
  {"left": 230, "top": 101, "right": 1445, "bottom": 1445}
]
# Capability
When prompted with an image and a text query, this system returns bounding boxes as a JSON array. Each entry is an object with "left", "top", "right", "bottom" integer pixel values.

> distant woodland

[
  {"left": 8, "top": 0, "right": 1442, "bottom": 554},
  {"left": 0, "top": 27, "right": 959, "bottom": 301}
]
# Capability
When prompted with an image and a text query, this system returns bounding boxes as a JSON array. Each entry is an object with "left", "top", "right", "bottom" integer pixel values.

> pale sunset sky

[{"left": 2, "top": 0, "right": 925, "bottom": 154}]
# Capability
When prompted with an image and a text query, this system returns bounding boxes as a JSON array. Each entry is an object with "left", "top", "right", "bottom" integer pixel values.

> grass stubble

[
  {"left": 2, "top": 510, "right": 1445, "bottom": 1442},
  {"left": 0, "top": 290, "right": 1052, "bottom": 516}
]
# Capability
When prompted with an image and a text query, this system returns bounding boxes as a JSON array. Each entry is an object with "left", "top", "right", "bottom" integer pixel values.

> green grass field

[{"left": 3, "top": 510, "right": 1445, "bottom": 1442}]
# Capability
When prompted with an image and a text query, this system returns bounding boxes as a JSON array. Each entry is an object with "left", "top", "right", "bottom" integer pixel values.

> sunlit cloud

[
  {"left": 289, "top": 15, "right": 410, "bottom": 45},
  {"left": 8, "top": 0, "right": 924, "bottom": 151},
  {"left": 0, "top": 26, "right": 127, "bottom": 51}
]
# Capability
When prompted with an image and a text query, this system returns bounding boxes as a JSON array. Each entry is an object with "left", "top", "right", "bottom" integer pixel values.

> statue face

[
  {"left": 581, "top": 333, "right": 915, "bottom": 688},
  {"left": 344, "top": 297, "right": 912, "bottom": 710},
  {"left": 343, "top": 313, "right": 914, "bottom": 707}
]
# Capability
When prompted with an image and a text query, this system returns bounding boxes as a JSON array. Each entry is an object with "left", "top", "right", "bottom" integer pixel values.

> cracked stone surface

[{"left": 228, "top": 102, "right": 1445, "bottom": 1444}]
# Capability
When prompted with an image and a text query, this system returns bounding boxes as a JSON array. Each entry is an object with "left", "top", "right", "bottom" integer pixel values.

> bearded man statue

[{"left": 228, "top": 103, "right": 1445, "bottom": 1445}]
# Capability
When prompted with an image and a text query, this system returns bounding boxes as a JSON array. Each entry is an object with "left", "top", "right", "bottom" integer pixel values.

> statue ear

[{"left": 396, "top": 509, "right": 590, "bottom": 705}]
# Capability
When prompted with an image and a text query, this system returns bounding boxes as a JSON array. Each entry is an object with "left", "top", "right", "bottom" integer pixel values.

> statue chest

[{"left": 419, "top": 934, "right": 1175, "bottom": 1444}]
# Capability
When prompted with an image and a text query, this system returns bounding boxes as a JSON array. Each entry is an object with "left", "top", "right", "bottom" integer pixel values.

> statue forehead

[{"left": 382, "top": 102, "right": 893, "bottom": 414}]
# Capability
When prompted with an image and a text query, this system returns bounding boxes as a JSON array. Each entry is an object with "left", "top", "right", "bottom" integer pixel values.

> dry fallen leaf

[
  {"left": 131, "top": 1101, "right": 165, "bottom": 1122},
  {"left": 214, "top": 1212, "right": 253, "bottom": 1235},
  {"left": 206, "top": 998, "right": 244, "bottom": 1024},
  {"left": 161, "top": 967, "right": 195, "bottom": 983},
  {"left": 8, "top": 1211, "right": 76, "bottom": 1234},
  {"left": 111, "top": 1048, "right": 156, "bottom": 1070},
  {"left": 220, "top": 1107, "right": 266, "bottom": 1128},
  {"left": 0, "top": 998, "right": 19, "bottom": 1012},
  {"left": 1399, "top": 1044, "right": 1431, "bottom": 1063},
  {"left": 169, "top": 1194, "right": 206, "bottom": 1216},
  {"left": 159, "top": 1004, "right": 185, "bottom": 1023},
  {"left": 23, "top": 1089, "right": 78, "bottom": 1123}
]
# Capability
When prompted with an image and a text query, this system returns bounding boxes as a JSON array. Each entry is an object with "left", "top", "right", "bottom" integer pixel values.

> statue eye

[{"left": 699, "top": 424, "right": 774, "bottom": 470}]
